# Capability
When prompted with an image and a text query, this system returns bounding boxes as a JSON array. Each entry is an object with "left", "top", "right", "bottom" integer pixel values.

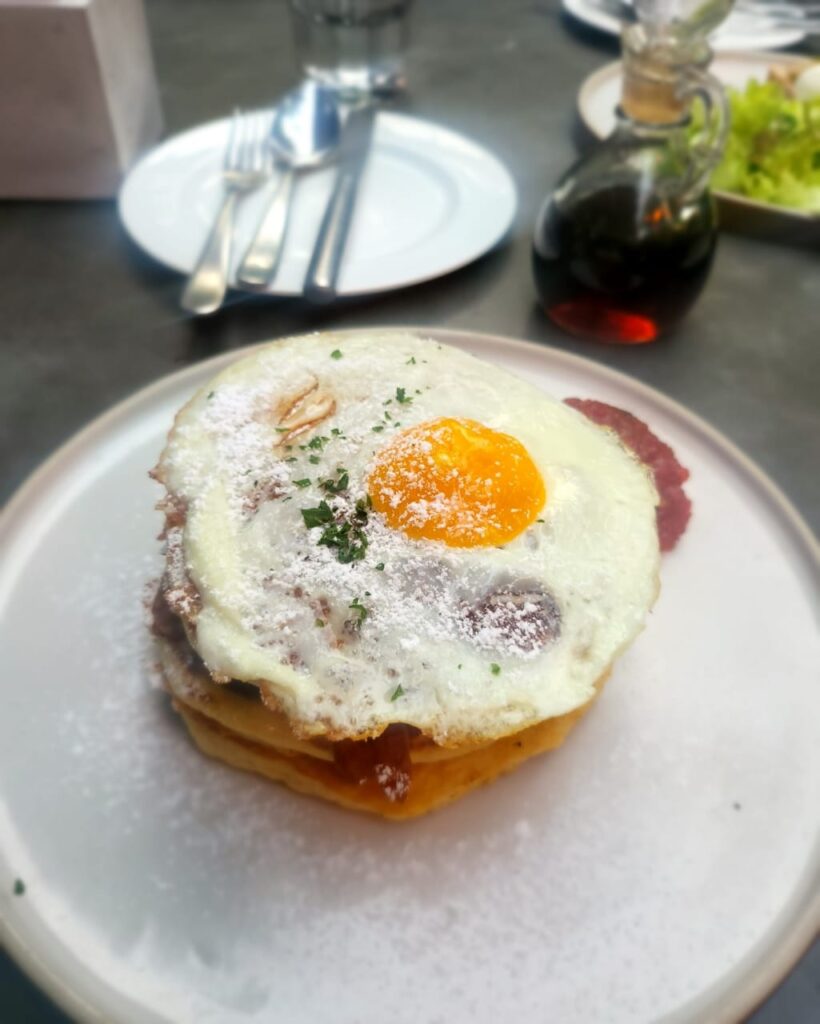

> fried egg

[{"left": 156, "top": 332, "right": 660, "bottom": 745}]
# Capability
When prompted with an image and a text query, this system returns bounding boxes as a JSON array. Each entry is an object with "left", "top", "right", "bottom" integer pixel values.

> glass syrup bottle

[{"left": 533, "top": 6, "right": 731, "bottom": 345}]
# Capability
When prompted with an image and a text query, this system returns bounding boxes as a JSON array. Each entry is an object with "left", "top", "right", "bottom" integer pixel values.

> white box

[{"left": 0, "top": 0, "right": 163, "bottom": 198}]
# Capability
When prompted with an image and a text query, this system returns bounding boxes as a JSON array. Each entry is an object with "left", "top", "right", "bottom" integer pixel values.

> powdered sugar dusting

[
  {"left": 155, "top": 332, "right": 660, "bottom": 741},
  {"left": 14, "top": 525, "right": 589, "bottom": 1023},
  {"left": 163, "top": 526, "right": 200, "bottom": 619}
]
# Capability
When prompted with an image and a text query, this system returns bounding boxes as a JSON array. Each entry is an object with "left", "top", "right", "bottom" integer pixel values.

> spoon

[{"left": 237, "top": 82, "right": 340, "bottom": 290}]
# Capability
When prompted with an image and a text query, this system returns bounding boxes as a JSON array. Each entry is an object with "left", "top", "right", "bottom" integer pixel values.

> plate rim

[
  {"left": 560, "top": 0, "right": 805, "bottom": 50},
  {"left": 1, "top": 327, "right": 818, "bottom": 1024},
  {"left": 117, "top": 112, "right": 518, "bottom": 297},
  {"left": 576, "top": 51, "right": 820, "bottom": 226}
]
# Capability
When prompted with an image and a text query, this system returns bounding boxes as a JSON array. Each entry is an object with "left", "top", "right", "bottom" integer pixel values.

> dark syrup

[{"left": 533, "top": 184, "right": 716, "bottom": 344}]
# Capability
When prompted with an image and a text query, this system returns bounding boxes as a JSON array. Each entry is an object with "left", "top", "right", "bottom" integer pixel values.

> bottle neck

[
  {"left": 619, "top": 23, "right": 709, "bottom": 127},
  {"left": 615, "top": 22, "right": 729, "bottom": 204},
  {"left": 612, "top": 106, "right": 690, "bottom": 143}
]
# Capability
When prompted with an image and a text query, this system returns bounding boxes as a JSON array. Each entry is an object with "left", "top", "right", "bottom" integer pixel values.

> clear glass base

[{"left": 290, "top": 0, "right": 410, "bottom": 99}]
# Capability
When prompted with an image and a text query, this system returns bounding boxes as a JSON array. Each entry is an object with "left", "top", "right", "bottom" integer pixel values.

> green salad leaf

[{"left": 708, "top": 78, "right": 820, "bottom": 213}]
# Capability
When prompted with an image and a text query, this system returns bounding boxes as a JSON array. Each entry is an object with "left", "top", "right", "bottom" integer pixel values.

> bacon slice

[
  {"left": 334, "top": 724, "right": 414, "bottom": 803},
  {"left": 565, "top": 398, "right": 692, "bottom": 552}
]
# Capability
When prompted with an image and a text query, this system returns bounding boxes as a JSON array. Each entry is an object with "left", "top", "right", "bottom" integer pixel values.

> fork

[{"left": 181, "top": 109, "right": 271, "bottom": 316}]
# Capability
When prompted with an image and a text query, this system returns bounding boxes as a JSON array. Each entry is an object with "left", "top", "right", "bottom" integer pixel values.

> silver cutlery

[
  {"left": 181, "top": 109, "right": 271, "bottom": 316},
  {"left": 237, "top": 83, "right": 340, "bottom": 291},
  {"left": 302, "top": 103, "right": 377, "bottom": 303}
]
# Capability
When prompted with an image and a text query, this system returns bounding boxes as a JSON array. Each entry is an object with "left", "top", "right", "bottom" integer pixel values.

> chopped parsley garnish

[
  {"left": 320, "top": 525, "right": 367, "bottom": 563},
  {"left": 536, "top": 518, "right": 545, "bottom": 523},
  {"left": 320, "top": 469, "right": 349, "bottom": 494},
  {"left": 331, "top": 349, "right": 343, "bottom": 359},
  {"left": 309, "top": 454, "right": 321, "bottom": 465},
  {"left": 458, "top": 664, "right": 463, "bottom": 670},
  {"left": 275, "top": 427, "right": 290, "bottom": 433},
  {"left": 13, "top": 879, "right": 25, "bottom": 896},
  {"left": 349, "top": 597, "right": 368, "bottom": 622},
  {"left": 302, "top": 495, "right": 370, "bottom": 563},
  {"left": 314, "top": 618, "right": 325, "bottom": 628},
  {"left": 307, "top": 435, "right": 329, "bottom": 450},
  {"left": 206, "top": 391, "right": 215, "bottom": 399},
  {"left": 301, "top": 501, "right": 333, "bottom": 528},
  {"left": 384, "top": 410, "right": 392, "bottom": 421},
  {"left": 406, "top": 356, "right": 416, "bottom": 365},
  {"left": 375, "top": 562, "right": 385, "bottom": 571},
  {"left": 294, "top": 478, "right": 311, "bottom": 488},
  {"left": 395, "top": 386, "right": 412, "bottom": 404},
  {"left": 285, "top": 456, "right": 298, "bottom": 463},
  {"left": 372, "top": 424, "right": 384, "bottom": 432},
  {"left": 490, "top": 663, "right": 501, "bottom": 676},
  {"left": 390, "top": 684, "right": 405, "bottom": 701},
  {"left": 331, "top": 427, "right": 343, "bottom": 436}
]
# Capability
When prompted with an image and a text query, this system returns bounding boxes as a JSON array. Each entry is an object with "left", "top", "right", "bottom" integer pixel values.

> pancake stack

[{"left": 151, "top": 332, "right": 660, "bottom": 819}]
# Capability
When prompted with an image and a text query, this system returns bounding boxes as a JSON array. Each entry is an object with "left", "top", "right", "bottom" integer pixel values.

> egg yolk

[{"left": 368, "top": 417, "right": 546, "bottom": 548}]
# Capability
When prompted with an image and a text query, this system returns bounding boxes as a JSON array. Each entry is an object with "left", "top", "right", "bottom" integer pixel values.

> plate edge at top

[
  {"left": 3, "top": 328, "right": 817, "bottom": 565},
  {"left": 560, "top": 0, "right": 805, "bottom": 50}
]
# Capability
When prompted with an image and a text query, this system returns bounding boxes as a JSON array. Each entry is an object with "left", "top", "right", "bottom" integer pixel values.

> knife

[{"left": 302, "top": 105, "right": 376, "bottom": 303}]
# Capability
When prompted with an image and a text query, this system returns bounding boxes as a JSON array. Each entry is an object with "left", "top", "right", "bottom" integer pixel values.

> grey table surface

[{"left": 1, "top": 0, "right": 818, "bottom": 1020}]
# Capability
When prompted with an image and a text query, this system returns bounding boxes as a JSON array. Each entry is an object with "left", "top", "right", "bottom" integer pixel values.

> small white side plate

[
  {"left": 118, "top": 114, "right": 517, "bottom": 297},
  {"left": 0, "top": 330, "right": 818, "bottom": 1024},
  {"left": 562, "top": 0, "right": 805, "bottom": 51}
]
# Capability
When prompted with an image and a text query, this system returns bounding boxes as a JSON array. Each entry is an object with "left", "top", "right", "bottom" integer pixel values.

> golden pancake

[{"left": 158, "top": 631, "right": 607, "bottom": 820}]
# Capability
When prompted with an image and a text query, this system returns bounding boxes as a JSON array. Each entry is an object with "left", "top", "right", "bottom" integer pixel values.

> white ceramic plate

[
  {"left": 1, "top": 329, "right": 818, "bottom": 1024},
  {"left": 562, "top": 0, "right": 805, "bottom": 50},
  {"left": 578, "top": 51, "right": 820, "bottom": 236},
  {"left": 118, "top": 114, "right": 517, "bottom": 297}
]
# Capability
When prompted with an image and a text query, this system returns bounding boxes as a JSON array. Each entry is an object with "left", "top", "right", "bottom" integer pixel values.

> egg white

[{"left": 157, "top": 332, "right": 660, "bottom": 744}]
